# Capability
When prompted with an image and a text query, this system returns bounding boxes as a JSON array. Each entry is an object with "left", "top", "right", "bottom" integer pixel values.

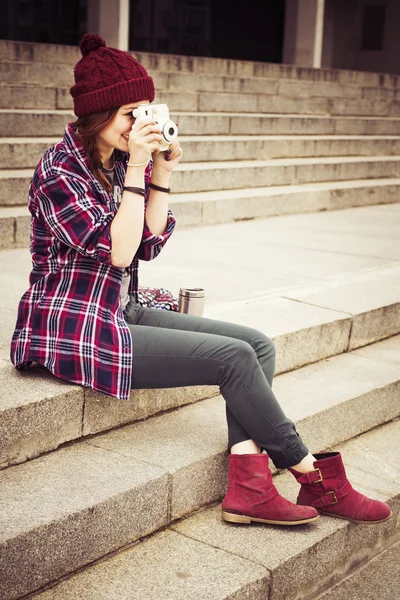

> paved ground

[{"left": 1, "top": 202, "right": 400, "bottom": 353}]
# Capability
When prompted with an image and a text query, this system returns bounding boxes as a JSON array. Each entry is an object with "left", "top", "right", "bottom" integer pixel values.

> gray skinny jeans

[{"left": 124, "top": 299, "right": 309, "bottom": 469}]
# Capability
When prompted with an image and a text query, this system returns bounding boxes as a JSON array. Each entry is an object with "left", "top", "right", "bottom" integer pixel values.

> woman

[{"left": 11, "top": 34, "right": 391, "bottom": 527}]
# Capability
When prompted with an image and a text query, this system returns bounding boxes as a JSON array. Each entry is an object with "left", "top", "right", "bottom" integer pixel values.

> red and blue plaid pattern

[{"left": 10, "top": 123, "right": 176, "bottom": 399}]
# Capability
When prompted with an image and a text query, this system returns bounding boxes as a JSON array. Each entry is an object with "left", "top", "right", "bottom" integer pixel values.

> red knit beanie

[{"left": 70, "top": 33, "right": 155, "bottom": 117}]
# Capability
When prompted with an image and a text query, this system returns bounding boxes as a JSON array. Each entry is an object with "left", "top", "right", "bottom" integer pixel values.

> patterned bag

[{"left": 137, "top": 286, "right": 179, "bottom": 311}]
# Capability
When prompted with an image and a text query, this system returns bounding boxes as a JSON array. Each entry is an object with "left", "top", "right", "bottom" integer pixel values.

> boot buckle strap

[
  {"left": 313, "top": 490, "right": 338, "bottom": 508},
  {"left": 324, "top": 490, "right": 338, "bottom": 505},
  {"left": 312, "top": 468, "right": 323, "bottom": 484},
  {"left": 299, "top": 468, "right": 323, "bottom": 485}
]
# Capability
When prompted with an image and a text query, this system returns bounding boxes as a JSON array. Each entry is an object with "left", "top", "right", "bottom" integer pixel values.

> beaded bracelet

[
  {"left": 149, "top": 182, "right": 171, "bottom": 194},
  {"left": 127, "top": 160, "right": 149, "bottom": 168}
]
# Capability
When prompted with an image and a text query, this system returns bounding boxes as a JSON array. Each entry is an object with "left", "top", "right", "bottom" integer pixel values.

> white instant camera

[{"left": 132, "top": 104, "right": 178, "bottom": 151}]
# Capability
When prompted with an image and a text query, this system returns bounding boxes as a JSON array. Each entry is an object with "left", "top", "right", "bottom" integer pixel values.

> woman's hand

[
  {"left": 128, "top": 118, "right": 164, "bottom": 165},
  {"left": 152, "top": 141, "right": 183, "bottom": 174}
]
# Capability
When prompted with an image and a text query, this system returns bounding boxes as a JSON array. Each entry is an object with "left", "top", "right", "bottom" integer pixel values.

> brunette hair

[{"left": 71, "top": 107, "right": 119, "bottom": 192}]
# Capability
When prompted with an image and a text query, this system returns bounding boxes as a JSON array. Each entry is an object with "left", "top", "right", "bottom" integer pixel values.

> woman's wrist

[
  {"left": 125, "top": 165, "right": 146, "bottom": 187},
  {"left": 150, "top": 168, "right": 171, "bottom": 188}
]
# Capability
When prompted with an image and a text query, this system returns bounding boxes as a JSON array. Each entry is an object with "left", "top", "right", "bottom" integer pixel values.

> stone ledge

[
  {"left": 3, "top": 157, "right": 400, "bottom": 206},
  {"left": 1, "top": 293, "right": 399, "bottom": 470},
  {"left": 3, "top": 136, "right": 400, "bottom": 169},
  {"left": 3, "top": 109, "right": 400, "bottom": 139},
  {"left": 1, "top": 338, "right": 398, "bottom": 597},
  {"left": 2, "top": 39, "right": 399, "bottom": 88},
  {"left": 316, "top": 541, "right": 400, "bottom": 600},
  {"left": 28, "top": 419, "right": 400, "bottom": 600},
  {"left": 285, "top": 264, "right": 400, "bottom": 350},
  {"left": 0, "top": 444, "right": 169, "bottom": 600},
  {"left": 1, "top": 182, "right": 400, "bottom": 249},
  {"left": 172, "top": 419, "right": 400, "bottom": 600},
  {"left": 33, "top": 530, "right": 270, "bottom": 600}
]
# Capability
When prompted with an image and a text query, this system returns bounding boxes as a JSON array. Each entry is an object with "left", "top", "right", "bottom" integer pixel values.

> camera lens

[{"left": 163, "top": 120, "right": 178, "bottom": 142}]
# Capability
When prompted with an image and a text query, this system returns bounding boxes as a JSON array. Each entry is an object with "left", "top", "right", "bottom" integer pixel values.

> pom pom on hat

[
  {"left": 79, "top": 33, "right": 106, "bottom": 56},
  {"left": 70, "top": 33, "right": 155, "bottom": 116}
]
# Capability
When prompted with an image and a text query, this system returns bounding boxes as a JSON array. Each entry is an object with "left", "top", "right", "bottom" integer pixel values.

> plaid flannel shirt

[{"left": 10, "top": 123, "right": 176, "bottom": 400}]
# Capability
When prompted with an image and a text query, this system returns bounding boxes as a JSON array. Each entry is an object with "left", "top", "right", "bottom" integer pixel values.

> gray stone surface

[
  {"left": 5, "top": 153, "right": 400, "bottom": 204},
  {"left": 0, "top": 137, "right": 58, "bottom": 168},
  {"left": 0, "top": 248, "right": 37, "bottom": 348},
  {"left": 178, "top": 135, "right": 400, "bottom": 163},
  {"left": 275, "top": 335, "right": 400, "bottom": 451},
  {"left": 0, "top": 84, "right": 57, "bottom": 109},
  {"left": 56, "top": 87, "right": 74, "bottom": 109},
  {"left": 0, "top": 169, "right": 32, "bottom": 206},
  {"left": 172, "top": 156, "right": 400, "bottom": 194},
  {"left": 0, "top": 109, "right": 74, "bottom": 137},
  {"left": 87, "top": 397, "right": 228, "bottom": 520},
  {"left": 317, "top": 542, "right": 400, "bottom": 600},
  {"left": 83, "top": 385, "right": 219, "bottom": 435},
  {"left": 32, "top": 531, "right": 270, "bottom": 600},
  {"left": 0, "top": 198, "right": 399, "bottom": 471},
  {"left": 175, "top": 503, "right": 349, "bottom": 600},
  {"left": 4, "top": 108, "right": 400, "bottom": 139},
  {"left": 286, "top": 263, "right": 400, "bottom": 349},
  {"left": 87, "top": 336, "right": 400, "bottom": 518},
  {"left": 0, "top": 358, "right": 84, "bottom": 469},
  {"left": 3, "top": 39, "right": 396, "bottom": 89},
  {"left": 205, "top": 296, "right": 352, "bottom": 373},
  {"left": 0, "top": 39, "right": 80, "bottom": 63},
  {"left": 2, "top": 181, "right": 400, "bottom": 249},
  {"left": 141, "top": 205, "right": 400, "bottom": 309},
  {"left": 0, "top": 443, "right": 169, "bottom": 599},
  {"left": 172, "top": 419, "right": 400, "bottom": 600},
  {"left": 0, "top": 214, "right": 14, "bottom": 249}
]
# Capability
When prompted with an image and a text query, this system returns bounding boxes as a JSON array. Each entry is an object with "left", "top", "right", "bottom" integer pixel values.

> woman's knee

[
  {"left": 223, "top": 338, "right": 258, "bottom": 369},
  {"left": 248, "top": 328, "right": 276, "bottom": 360}
]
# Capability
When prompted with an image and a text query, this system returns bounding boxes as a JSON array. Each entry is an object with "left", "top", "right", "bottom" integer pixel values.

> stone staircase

[
  {"left": 2, "top": 39, "right": 400, "bottom": 246},
  {"left": 0, "top": 40, "right": 400, "bottom": 599}
]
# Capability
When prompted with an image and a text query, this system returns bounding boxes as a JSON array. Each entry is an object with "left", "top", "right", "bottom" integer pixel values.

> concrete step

[
  {"left": 316, "top": 541, "right": 400, "bottom": 600},
  {"left": 156, "top": 91, "right": 400, "bottom": 117},
  {"left": 1, "top": 394, "right": 398, "bottom": 599},
  {"left": 0, "top": 137, "right": 59, "bottom": 169},
  {"left": 169, "top": 177, "right": 400, "bottom": 227},
  {"left": 176, "top": 112, "right": 400, "bottom": 136},
  {"left": 166, "top": 134, "right": 400, "bottom": 162},
  {"left": 166, "top": 156, "right": 400, "bottom": 194},
  {"left": 0, "top": 84, "right": 62, "bottom": 110},
  {"left": 2, "top": 76, "right": 399, "bottom": 111},
  {"left": 0, "top": 61, "right": 74, "bottom": 87},
  {"left": 168, "top": 420, "right": 400, "bottom": 600},
  {"left": 154, "top": 72, "right": 400, "bottom": 101},
  {"left": 4, "top": 135, "right": 400, "bottom": 169},
  {"left": 2, "top": 81, "right": 400, "bottom": 117},
  {"left": 2, "top": 39, "right": 400, "bottom": 89},
  {"left": 1, "top": 262, "right": 399, "bottom": 470},
  {"left": 4, "top": 108, "right": 400, "bottom": 138},
  {"left": 0, "top": 108, "right": 75, "bottom": 137},
  {"left": 2, "top": 157, "right": 400, "bottom": 206},
  {"left": 2, "top": 179, "right": 400, "bottom": 248},
  {"left": 0, "top": 169, "right": 33, "bottom": 206},
  {"left": 137, "top": 50, "right": 400, "bottom": 89}
]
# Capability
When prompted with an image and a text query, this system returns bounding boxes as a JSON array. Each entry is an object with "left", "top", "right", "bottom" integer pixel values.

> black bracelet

[
  {"left": 149, "top": 182, "right": 171, "bottom": 194},
  {"left": 123, "top": 186, "right": 146, "bottom": 198}
]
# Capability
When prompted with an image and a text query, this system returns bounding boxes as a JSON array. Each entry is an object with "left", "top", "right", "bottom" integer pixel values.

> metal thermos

[{"left": 178, "top": 287, "right": 205, "bottom": 317}]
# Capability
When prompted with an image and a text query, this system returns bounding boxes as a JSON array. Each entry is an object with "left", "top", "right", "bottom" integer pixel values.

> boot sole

[
  {"left": 222, "top": 511, "right": 320, "bottom": 526},
  {"left": 320, "top": 509, "right": 393, "bottom": 524}
]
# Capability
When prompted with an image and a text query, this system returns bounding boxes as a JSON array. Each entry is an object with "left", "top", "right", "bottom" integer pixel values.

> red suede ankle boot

[
  {"left": 222, "top": 453, "right": 319, "bottom": 526},
  {"left": 289, "top": 452, "right": 392, "bottom": 524}
]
